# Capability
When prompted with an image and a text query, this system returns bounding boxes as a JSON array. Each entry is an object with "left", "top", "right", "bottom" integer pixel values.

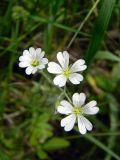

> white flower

[
  {"left": 57, "top": 93, "right": 99, "bottom": 134},
  {"left": 19, "top": 47, "right": 48, "bottom": 75},
  {"left": 47, "top": 51, "right": 87, "bottom": 87}
]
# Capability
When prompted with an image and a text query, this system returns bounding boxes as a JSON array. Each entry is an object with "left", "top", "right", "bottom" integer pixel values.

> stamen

[
  {"left": 31, "top": 59, "right": 39, "bottom": 67},
  {"left": 63, "top": 68, "right": 71, "bottom": 78},
  {"left": 73, "top": 106, "right": 83, "bottom": 115}
]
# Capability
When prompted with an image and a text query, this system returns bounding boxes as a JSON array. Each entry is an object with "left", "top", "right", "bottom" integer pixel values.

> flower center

[
  {"left": 73, "top": 106, "right": 83, "bottom": 115},
  {"left": 31, "top": 59, "right": 39, "bottom": 67},
  {"left": 63, "top": 68, "right": 71, "bottom": 78}
]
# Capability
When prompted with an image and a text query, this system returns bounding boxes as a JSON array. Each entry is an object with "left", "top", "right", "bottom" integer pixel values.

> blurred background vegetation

[{"left": 0, "top": 0, "right": 120, "bottom": 159}]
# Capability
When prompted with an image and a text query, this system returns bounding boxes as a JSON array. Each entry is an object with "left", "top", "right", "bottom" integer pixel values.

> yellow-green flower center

[
  {"left": 31, "top": 59, "right": 39, "bottom": 67},
  {"left": 73, "top": 106, "right": 83, "bottom": 115},
  {"left": 63, "top": 68, "right": 71, "bottom": 78}
]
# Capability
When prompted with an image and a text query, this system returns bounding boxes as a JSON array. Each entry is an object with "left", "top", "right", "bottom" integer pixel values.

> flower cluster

[{"left": 19, "top": 47, "right": 99, "bottom": 134}]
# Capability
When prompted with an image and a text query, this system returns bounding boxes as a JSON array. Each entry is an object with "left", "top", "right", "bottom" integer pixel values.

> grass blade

[
  {"left": 95, "top": 51, "right": 120, "bottom": 62},
  {"left": 30, "top": 15, "right": 90, "bottom": 37},
  {"left": 66, "top": 0, "right": 100, "bottom": 49},
  {"left": 84, "top": 135, "right": 120, "bottom": 160},
  {"left": 85, "top": 0, "right": 116, "bottom": 66},
  {"left": 105, "top": 95, "right": 119, "bottom": 160}
]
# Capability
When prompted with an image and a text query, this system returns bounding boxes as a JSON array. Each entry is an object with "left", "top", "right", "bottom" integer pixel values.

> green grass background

[{"left": 0, "top": 0, "right": 120, "bottom": 159}]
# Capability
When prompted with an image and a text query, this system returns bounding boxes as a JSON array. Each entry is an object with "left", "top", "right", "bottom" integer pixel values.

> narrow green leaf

[
  {"left": 30, "top": 15, "right": 90, "bottom": 37},
  {"left": 95, "top": 75, "right": 113, "bottom": 92},
  {"left": 85, "top": 0, "right": 116, "bottom": 66},
  {"left": 95, "top": 51, "right": 120, "bottom": 62},
  {"left": 67, "top": 0, "right": 100, "bottom": 49},
  {"left": 112, "top": 63, "right": 120, "bottom": 82},
  {"left": 84, "top": 135, "right": 120, "bottom": 160},
  {"left": 105, "top": 95, "right": 119, "bottom": 160},
  {"left": 43, "top": 137, "right": 70, "bottom": 151}
]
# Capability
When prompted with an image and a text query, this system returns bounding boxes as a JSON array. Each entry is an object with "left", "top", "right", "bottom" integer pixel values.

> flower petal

[
  {"left": 57, "top": 52, "right": 65, "bottom": 68},
  {"left": 69, "top": 73, "right": 83, "bottom": 84},
  {"left": 29, "top": 47, "right": 36, "bottom": 58},
  {"left": 57, "top": 51, "right": 69, "bottom": 68},
  {"left": 72, "top": 93, "right": 86, "bottom": 106},
  {"left": 77, "top": 115, "right": 86, "bottom": 134},
  {"left": 19, "top": 61, "right": 30, "bottom": 68},
  {"left": 84, "top": 100, "right": 97, "bottom": 107},
  {"left": 80, "top": 116, "right": 93, "bottom": 131},
  {"left": 60, "top": 100, "right": 73, "bottom": 110},
  {"left": 61, "top": 114, "right": 76, "bottom": 131},
  {"left": 71, "top": 59, "right": 87, "bottom": 72},
  {"left": 83, "top": 101, "right": 99, "bottom": 115},
  {"left": 36, "top": 48, "right": 45, "bottom": 59},
  {"left": 79, "top": 93, "right": 86, "bottom": 106},
  {"left": 53, "top": 75, "right": 67, "bottom": 87},
  {"left": 32, "top": 68, "right": 37, "bottom": 74},
  {"left": 25, "top": 66, "right": 33, "bottom": 75},
  {"left": 47, "top": 62, "right": 62, "bottom": 74},
  {"left": 23, "top": 50, "right": 32, "bottom": 58},
  {"left": 41, "top": 58, "right": 48, "bottom": 64},
  {"left": 57, "top": 100, "right": 73, "bottom": 115},
  {"left": 72, "top": 93, "right": 80, "bottom": 106},
  {"left": 38, "top": 64, "right": 45, "bottom": 70},
  {"left": 36, "top": 48, "right": 41, "bottom": 54},
  {"left": 63, "top": 51, "right": 69, "bottom": 68},
  {"left": 57, "top": 106, "right": 72, "bottom": 115},
  {"left": 19, "top": 55, "right": 31, "bottom": 62}
]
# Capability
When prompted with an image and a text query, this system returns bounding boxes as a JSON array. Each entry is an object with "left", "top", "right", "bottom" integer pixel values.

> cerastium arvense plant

[{"left": 19, "top": 47, "right": 99, "bottom": 134}]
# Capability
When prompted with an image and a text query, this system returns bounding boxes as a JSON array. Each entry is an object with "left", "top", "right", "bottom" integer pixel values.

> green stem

[
  {"left": 64, "top": 86, "right": 72, "bottom": 103},
  {"left": 40, "top": 70, "right": 53, "bottom": 86},
  {"left": 66, "top": 0, "right": 100, "bottom": 49},
  {"left": 40, "top": 71, "right": 72, "bottom": 103},
  {"left": 65, "top": 132, "right": 120, "bottom": 139}
]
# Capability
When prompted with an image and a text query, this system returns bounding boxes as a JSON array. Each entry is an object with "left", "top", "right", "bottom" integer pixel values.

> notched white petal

[
  {"left": 78, "top": 116, "right": 87, "bottom": 134},
  {"left": 69, "top": 73, "right": 83, "bottom": 84},
  {"left": 36, "top": 49, "right": 45, "bottom": 59},
  {"left": 83, "top": 106, "right": 99, "bottom": 115},
  {"left": 72, "top": 93, "right": 80, "bottom": 106},
  {"left": 81, "top": 116, "right": 93, "bottom": 131},
  {"left": 71, "top": 59, "right": 87, "bottom": 72},
  {"left": 61, "top": 114, "right": 76, "bottom": 131},
  {"left": 19, "top": 62, "right": 30, "bottom": 68},
  {"left": 47, "top": 62, "right": 62, "bottom": 74},
  {"left": 72, "top": 92, "right": 86, "bottom": 107},
  {"left": 38, "top": 64, "right": 45, "bottom": 70},
  {"left": 57, "top": 52, "right": 65, "bottom": 68},
  {"left": 57, "top": 106, "right": 72, "bottom": 115},
  {"left": 29, "top": 47, "right": 36, "bottom": 58},
  {"left": 42, "top": 58, "right": 48, "bottom": 64},
  {"left": 57, "top": 51, "right": 69, "bottom": 69},
  {"left": 25, "top": 66, "right": 33, "bottom": 75},
  {"left": 83, "top": 101, "right": 99, "bottom": 115},
  {"left": 63, "top": 51, "right": 69, "bottom": 68},
  {"left": 36, "top": 48, "right": 41, "bottom": 54},
  {"left": 79, "top": 93, "right": 86, "bottom": 106},
  {"left": 84, "top": 100, "right": 97, "bottom": 108},
  {"left": 53, "top": 75, "right": 67, "bottom": 87},
  {"left": 19, "top": 55, "right": 31, "bottom": 62},
  {"left": 60, "top": 100, "right": 73, "bottom": 110},
  {"left": 23, "top": 50, "right": 31, "bottom": 57},
  {"left": 32, "top": 68, "right": 37, "bottom": 74},
  {"left": 57, "top": 100, "right": 73, "bottom": 115}
]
